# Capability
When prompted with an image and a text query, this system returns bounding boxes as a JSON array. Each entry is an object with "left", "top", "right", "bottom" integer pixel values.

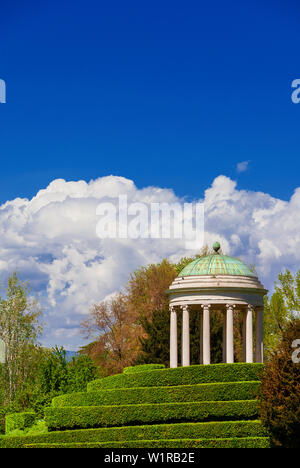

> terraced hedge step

[
  {"left": 25, "top": 437, "right": 271, "bottom": 449},
  {"left": 123, "top": 364, "right": 165, "bottom": 374},
  {"left": 0, "top": 420, "right": 268, "bottom": 448},
  {"left": 45, "top": 400, "right": 259, "bottom": 431},
  {"left": 88, "top": 363, "right": 264, "bottom": 392},
  {"left": 52, "top": 381, "right": 260, "bottom": 408}
]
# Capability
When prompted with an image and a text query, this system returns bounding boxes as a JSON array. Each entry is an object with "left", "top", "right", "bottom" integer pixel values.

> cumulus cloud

[{"left": 0, "top": 174, "right": 299, "bottom": 350}]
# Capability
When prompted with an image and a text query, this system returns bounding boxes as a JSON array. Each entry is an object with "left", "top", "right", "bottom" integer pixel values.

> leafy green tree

[
  {"left": 264, "top": 269, "right": 300, "bottom": 358},
  {"left": 22, "top": 347, "right": 98, "bottom": 416},
  {"left": 25, "top": 346, "right": 69, "bottom": 414},
  {"left": 66, "top": 354, "right": 98, "bottom": 392},
  {"left": 0, "top": 273, "right": 42, "bottom": 403},
  {"left": 126, "top": 259, "right": 178, "bottom": 322},
  {"left": 136, "top": 306, "right": 171, "bottom": 367},
  {"left": 38, "top": 346, "right": 69, "bottom": 395},
  {"left": 276, "top": 269, "right": 300, "bottom": 315}
]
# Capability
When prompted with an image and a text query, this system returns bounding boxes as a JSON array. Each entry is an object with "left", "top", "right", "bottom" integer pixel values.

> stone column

[
  {"left": 170, "top": 306, "right": 178, "bottom": 368},
  {"left": 245, "top": 305, "right": 253, "bottom": 363},
  {"left": 202, "top": 304, "right": 211, "bottom": 365},
  {"left": 226, "top": 304, "right": 235, "bottom": 363},
  {"left": 199, "top": 310, "right": 203, "bottom": 365},
  {"left": 255, "top": 307, "right": 264, "bottom": 363},
  {"left": 181, "top": 305, "right": 190, "bottom": 367},
  {"left": 242, "top": 310, "right": 246, "bottom": 362},
  {"left": 222, "top": 310, "right": 227, "bottom": 363}
]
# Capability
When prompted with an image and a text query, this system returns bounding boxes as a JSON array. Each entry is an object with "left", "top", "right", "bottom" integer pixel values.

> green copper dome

[{"left": 179, "top": 253, "right": 256, "bottom": 278}]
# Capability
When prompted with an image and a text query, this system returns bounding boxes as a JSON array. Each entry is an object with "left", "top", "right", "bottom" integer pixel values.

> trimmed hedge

[
  {"left": 25, "top": 437, "right": 271, "bottom": 449},
  {"left": 52, "top": 381, "right": 260, "bottom": 408},
  {"left": 0, "top": 420, "right": 267, "bottom": 448},
  {"left": 123, "top": 364, "right": 165, "bottom": 374},
  {"left": 45, "top": 400, "right": 259, "bottom": 431},
  {"left": 5, "top": 412, "right": 36, "bottom": 434},
  {"left": 1, "top": 364, "right": 267, "bottom": 448},
  {"left": 88, "top": 363, "right": 264, "bottom": 392}
]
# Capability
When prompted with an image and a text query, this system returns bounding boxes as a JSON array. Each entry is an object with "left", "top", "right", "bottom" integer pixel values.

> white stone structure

[{"left": 167, "top": 243, "right": 267, "bottom": 367}]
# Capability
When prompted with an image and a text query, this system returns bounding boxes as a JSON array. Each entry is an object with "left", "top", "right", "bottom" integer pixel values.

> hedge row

[
  {"left": 0, "top": 420, "right": 267, "bottom": 448},
  {"left": 5, "top": 412, "right": 36, "bottom": 434},
  {"left": 123, "top": 364, "right": 165, "bottom": 374},
  {"left": 45, "top": 400, "right": 259, "bottom": 431},
  {"left": 52, "top": 381, "right": 260, "bottom": 408},
  {"left": 25, "top": 437, "right": 271, "bottom": 449},
  {"left": 88, "top": 363, "right": 264, "bottom": 392}
]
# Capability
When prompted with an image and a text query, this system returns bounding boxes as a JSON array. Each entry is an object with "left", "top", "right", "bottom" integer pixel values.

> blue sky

[
  {"left": 0, "top": 0, "right": 300, "bottom": 203},
  {"left": 1, "top": 1, "right": 300, "bottom": 349}
]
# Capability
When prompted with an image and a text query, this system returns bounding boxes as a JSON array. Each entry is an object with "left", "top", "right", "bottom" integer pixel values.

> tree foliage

[
  {"left": 67, "top": 354, "right": 99, "bottom": 392},
  {"left": 259, "top": 318, "right": 300, "bottom": 448},
  {"left": 126, "top": 259, "right": 177, "bottom": 322},
  {"left": 17, "top": 347, "right": 98, "bottom": 416},
  {"left": 81, "top": 293, "right": 141, "bottom": 375},
  {"left": 136, "top": 306, "right": 171, "bottom": 367},
  {"left": 0, "top": 273, "right": 42, "bottom": 403},
  {"left": 264, "top": 269, "right": 300, "bottom": 357}
]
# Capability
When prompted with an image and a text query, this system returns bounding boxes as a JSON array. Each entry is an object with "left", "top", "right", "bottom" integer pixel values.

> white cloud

[
  {"left": 0, "top": 174, "right": 300, "bottom": 350},
  {"left": 236, "top": 160, "right": 250, "bottom": 173}
]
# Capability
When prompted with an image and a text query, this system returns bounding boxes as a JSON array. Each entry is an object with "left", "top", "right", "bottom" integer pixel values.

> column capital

[
  {"left": 226, "top": 304, "right": 236, "bottom": 310},
  {"left": 169, "top": 305, "right": 177, "bottom": 313},
  {"left": 181, "top": 304, "right": 190, "bottom": 311},
  {"left": 201, "top": 304, "right": 211, "bottom": 310},
  {"left": 247, "top": 304, "right": 254, "bottom": 312}
]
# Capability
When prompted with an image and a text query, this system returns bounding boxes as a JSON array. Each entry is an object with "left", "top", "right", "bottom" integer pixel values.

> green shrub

[
  {"left": 0, "top": 420, "right": 267, "bottom": 448},
  {"left": 24, "top": 437, "right": 271, "bottom": 449},
  {"left": 5, "top": 420, "right": 48, "bottom": 437},
  {"left": 45, "top": 400, "right": 259, "bottom": 431},
  {"left": 0, "top": 406, "right": 16, "bottom": 434},
  {"left": 123, "top": 364, "right": 165, "bottom": 374},
  {"left": 88, "top": 363, "right": 263, "bottom": 392},
  {"left": 5, "top": 412, "right": 36, "bottom": 434},
  {"left": 0, "top": 402, "right": 22, "bottom": 434},
  {"left": 52, "top": 381, "right": 260, "bottom": 408}
]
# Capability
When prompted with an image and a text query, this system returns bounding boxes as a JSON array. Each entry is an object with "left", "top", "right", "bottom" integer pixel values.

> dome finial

[{"left": 213, "top": 241, "right": 221, "bottom": 253}]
